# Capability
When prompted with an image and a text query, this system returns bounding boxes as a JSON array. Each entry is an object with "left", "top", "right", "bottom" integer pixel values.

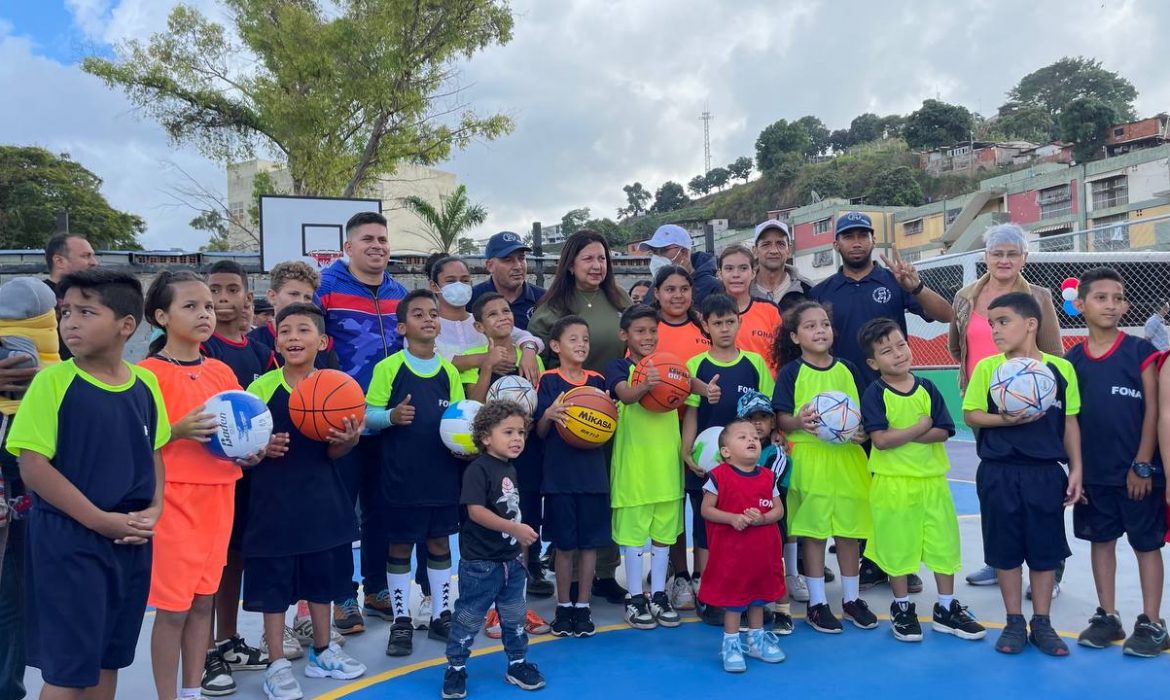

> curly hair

[
  {"left": 270, "top": 261, "right": 320, "bottom": 293},
  {"left": 471, "top": 400, "right": 530, "bottom": 452}
]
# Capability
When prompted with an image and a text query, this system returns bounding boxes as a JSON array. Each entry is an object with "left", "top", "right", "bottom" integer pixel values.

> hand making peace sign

[{"left": 879, "top": 246, "right": 922, "bottom": 293}]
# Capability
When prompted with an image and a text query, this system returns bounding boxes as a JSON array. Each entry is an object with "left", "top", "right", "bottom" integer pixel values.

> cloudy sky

[{"left": 2, "top": 0, "right": 1168, "bottom": 250}]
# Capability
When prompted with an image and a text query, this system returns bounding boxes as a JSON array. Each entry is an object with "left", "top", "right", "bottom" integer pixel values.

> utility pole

[{"left": 699, "top": 110, "right": 713, "bottom": 174}]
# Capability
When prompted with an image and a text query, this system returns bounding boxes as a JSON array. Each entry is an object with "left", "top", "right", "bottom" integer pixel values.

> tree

[
  {"left": 192, "top": 211, "right": 232, "bottom": 251},
  {"left": 83, "top": 1, "right": 514, "bottom": 198},
  {"left": 903, "top": 99, "right": 975, "bottom": 150},
  {"left": 828, "top": 128, "right": 852, "bottom": 152},
  {"left": 687, "top": 174, "right": 711, "bottom": 196},
  {"left": 1060, "top": 97, "right": 1116, "bottom": 162},
  {"left": 1007, "top": 56, "right": 1137, "bottom": 124},
  {"left": 866, "top": 165, "right": 925, "bottom": 206},
  {"left": 796, "top": 115, "right": 830, "bottom": 156},
  {"left": 455, "top": 237, "right": 479, "bottom": 255},
  {"left": 705, "top": 167, "right": 731, "bottom": 191},
  {"left": 651, "top": 181, "right": 689, "bottom": 213},
  {"left": 879, "top": 114, "right": 906, "bottom": 139},
  {"left": 585, "top": 217, "right": 624, "bottom": 247},
  {"left": 727, "top": 156, "right": 753, "bottom": 182},
  {"left": 561, "top": 207, "right": 591, "bottom": 234},
  {"left": 400, "top": 184, "right": 487, "bottom": 254},
  {"left": 849, "top": 113, "right": 883, "bottom": 144},
  {"left": 755, "top": 119, "right": 812, "bottom": 173},
  {"left": 621, "top": 182, "right": 651, "bottom": 218},
  {"left": 796, "top": 168, "right": 847, "bottom": 205},
  {"left": 994, "top": 103, "right": 1056, "bottom": 143},
  {"left": 0, "top": 146, "right": 144, "bottom": 250}
]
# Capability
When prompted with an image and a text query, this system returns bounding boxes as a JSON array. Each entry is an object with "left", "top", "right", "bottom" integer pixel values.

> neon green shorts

[
  {"left": 612, "top": 500, "right": 683, "bottom": 547},
  {"left": 787, "top": 441, "right": 872, "bottom": 540},
  {"left": 867, "top": 474, "right": 961, "bottom": 576}
]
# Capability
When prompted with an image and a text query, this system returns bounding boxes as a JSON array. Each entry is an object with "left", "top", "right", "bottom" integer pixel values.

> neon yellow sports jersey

[
  {"left": 771, "top": 358, "right": 865, "bottom": 445},
  {"left": 459, "top": 344, "right": 544, "bottom": 386},
  {"left": 861, "top": 377, "right": 955, "bottom": 477},
  {"left": 605, "top": 358, "right": 683, "bottom": 507}
]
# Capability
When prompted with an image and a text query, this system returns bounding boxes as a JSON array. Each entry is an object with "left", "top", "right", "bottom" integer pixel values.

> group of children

[{"left": 4, "top": 258, "right": 1169, "bottom": 700}]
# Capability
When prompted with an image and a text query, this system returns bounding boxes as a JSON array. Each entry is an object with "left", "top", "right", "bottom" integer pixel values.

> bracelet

[{"left": 910, "top": 280, "right": 925, "bottom": 295}]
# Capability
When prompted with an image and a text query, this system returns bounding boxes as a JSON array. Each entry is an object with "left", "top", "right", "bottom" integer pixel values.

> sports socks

[
  {"left": 842, "top": 575, "right": 860, "bottom": 604},
  {"left": 427, "top": 555, "right": 453, "bottom": 619},
  {"left": 650, "top": 546, "right": 669, "bottom": 594},
  {"left": 938, "top": 594, "right": 954, "bottom": 609},
  {"left": 387, "top": 556, "right": 412, "bottom": 619},
  {"left": 783, "top": 543, "right": 798, "bottom": 577},
  {"left": 622, "top": 546, "right": 644, "bottom": 597},
  {"left": 806, "top": 576, "right": 827, "bottom": 606}
]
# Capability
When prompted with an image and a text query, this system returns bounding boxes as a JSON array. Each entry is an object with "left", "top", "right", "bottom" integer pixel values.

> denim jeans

[
  {"left": 446, "top": 558, "right": 527, "bottom": 667},
  {"left": 336, "top": 434, "right": 389, "bottom": 601},
  {"left": 0, "top": 451, "right": 25, "bottom": 700}
]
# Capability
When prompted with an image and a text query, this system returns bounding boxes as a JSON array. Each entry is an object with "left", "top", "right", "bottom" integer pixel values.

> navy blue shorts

[
  {"left": 687, "top": 490, "right": 708, "bottom": 550},
  {"left": 542, "top": 493, "right": 611, "bottom": 551},
  {"left": 976, "top": 461, "right": 1072, "bottom": 571},
  {"left": 384, "top": 504, "right": 460, "bottom": 545},
  {"left": 26, "top": 511, "right": 151, "bottom": 688},
  {"left": 228, "top": 471, "right": 252, "bottom": 551},
  {"left": 242, "top": 543, "right": 353, "bottom": 613},
  {"left": 1074, "top": 483, "right": 1167, "bottom": 552}
]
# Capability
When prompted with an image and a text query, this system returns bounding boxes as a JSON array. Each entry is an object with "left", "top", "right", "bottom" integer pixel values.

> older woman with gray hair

[{"left": 948, "top": 223, "right": 1064, "bottom": 588}]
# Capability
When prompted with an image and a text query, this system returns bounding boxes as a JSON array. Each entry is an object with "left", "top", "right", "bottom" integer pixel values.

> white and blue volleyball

[
  {"left": 440, "top": 400, "right": 483, "bottom": 457},
  {"left": 205, "top": 390, "right": 274, "bottom": 461},
  {"left": 810, "top": 390, "right": 862, "bottom": 444}
]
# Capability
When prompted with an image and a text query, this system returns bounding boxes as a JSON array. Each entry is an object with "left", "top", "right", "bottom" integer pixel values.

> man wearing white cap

[
  {"left": 750, "top": 219, "right": 811, "bottom": 313},
  {"left": 639, "top": 224, "right": 723, "bottom": 305}
]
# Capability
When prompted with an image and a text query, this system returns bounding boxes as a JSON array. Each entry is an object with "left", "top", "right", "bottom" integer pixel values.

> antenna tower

[{"left": 699, "top": 110, "right": 713, "bottom": 173}]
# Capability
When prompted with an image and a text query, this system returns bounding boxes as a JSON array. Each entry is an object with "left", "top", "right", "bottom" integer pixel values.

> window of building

[
  {"left": 1113, "top": 127, "right": 1125, "bottom": 137},
  {"left": 1091, "top": 175, "right": 1128, "bottom": 210},
  {"left": 813, "top": 218, "right": 832, "bottom": 235},
  {"left": 903, "top": 219, "right": 924, "bottom": 235},
  {"left": 945, "top": 209, "right": 961, "bottom": 226},
  {"left": 1091, "top": 213, "right": 1129, "bottom": 251},
  {"left": 1037, "top": 184, "right": 1072, "bottom": 220}
]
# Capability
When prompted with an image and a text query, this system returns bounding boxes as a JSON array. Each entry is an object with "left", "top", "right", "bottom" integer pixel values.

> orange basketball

[
  {"left": 631, "top": 351, "right": 690, "bottom": 412},
  {"left": 289, "top": 369, "right": 367, "bottom": 442},
  {"left": 556, "top": 386, "right": 619, "bottom": 450}
]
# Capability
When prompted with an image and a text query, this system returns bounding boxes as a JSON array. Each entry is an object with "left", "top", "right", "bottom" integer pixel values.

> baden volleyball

[{"left": 205, "top": 390, "right": 274, "bottom": 461}]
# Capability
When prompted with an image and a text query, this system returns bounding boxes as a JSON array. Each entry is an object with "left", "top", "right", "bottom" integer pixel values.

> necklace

[
  {"left": 159, "top": 350, "right": 204, "bottom": 381},
  {"left": 579, "top": 289, "right": 601, "bottom": 309}
]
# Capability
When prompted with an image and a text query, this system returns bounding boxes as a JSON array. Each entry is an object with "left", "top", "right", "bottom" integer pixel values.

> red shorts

[{"left": 148, "top": 482, "right": 235, "bottom": 612}]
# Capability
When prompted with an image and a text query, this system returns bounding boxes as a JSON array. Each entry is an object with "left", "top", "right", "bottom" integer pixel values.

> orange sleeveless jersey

[
  {"left": 736, "top": 299, "right": 782, "bottom": 372},
  {"left": 657, "top": 319, "right": 710, "bottom": 362}
]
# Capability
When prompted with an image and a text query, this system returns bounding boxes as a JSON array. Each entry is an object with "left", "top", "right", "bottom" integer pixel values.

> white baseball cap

[
  {"left": 752, "top": 219, "right": 791, "bottom": 246},
  {"left": 638, "top": 224, "right": 693, "bottom": 251}
]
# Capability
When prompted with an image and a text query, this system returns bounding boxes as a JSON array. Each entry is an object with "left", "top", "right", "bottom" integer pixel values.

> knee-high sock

[
  {"left": 622, "top": 546, "right": 644, "bottom": 597},
  {"left": 427, "top": 555, "right": 453, "bottom": 619},
  {"left": 386, "top": 556, "right": 412, "bottom": 619},
  {"left": 650, "top": 546, "right": 669, "bottom": 594}
]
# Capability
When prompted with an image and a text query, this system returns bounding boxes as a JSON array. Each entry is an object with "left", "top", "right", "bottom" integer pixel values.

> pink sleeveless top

[{"left": 965, "top": 311, "right": 998, "bottom": 381}]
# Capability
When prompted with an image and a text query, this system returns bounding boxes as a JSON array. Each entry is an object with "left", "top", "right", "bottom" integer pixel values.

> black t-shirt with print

[{"left": 459, "top": 453, "right": 523, "bottom": 562}]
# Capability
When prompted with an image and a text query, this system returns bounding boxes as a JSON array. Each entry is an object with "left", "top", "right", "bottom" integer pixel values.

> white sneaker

[
  {"left": 1024, "top": 581, "right": 1062, "bottom": 601},
  {"left": 786, "top": 575, "right": 810, "bottom": 603},
  {"left": 263, "top": 658, "right": 303, "bottom": 700},
  {"left": 292, "top": 618, "right": 346, "bottom": 647},
  {"left": 413, "top": 595, "right": 432, "bottom": 630},
  {"left": 304, "top": 643, "right": 366, "bottom": 680},
  {"left": 261, "top": 626, "right": 304, "bottom": 661},
  {"left": 669, "top": 576, "right": 696, "bottom": 611}
]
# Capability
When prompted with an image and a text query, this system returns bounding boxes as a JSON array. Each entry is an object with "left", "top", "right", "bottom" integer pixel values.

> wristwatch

[
  {"left": 1131, "top": 461, "right": 1160, "bottom": 479},
  {"left": 909, "top": 280, "right": 925, "bottom": 295}
]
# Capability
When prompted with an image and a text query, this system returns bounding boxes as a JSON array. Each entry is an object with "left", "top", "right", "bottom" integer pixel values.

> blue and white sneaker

[
  {"left": 262, "top": 658, "right": 303, "bottom": 700},
  {"left": 721, "top": 635, "right": 746, "bottom": 673},
  {"left": 746, "top": 629, "right": 786, "bottom": 663},
  {"left": 965, "top": 565, "right": 998, "bottom": 586},
  {"left": 304, "top": 643, "right": 366, "bottom": 680}
]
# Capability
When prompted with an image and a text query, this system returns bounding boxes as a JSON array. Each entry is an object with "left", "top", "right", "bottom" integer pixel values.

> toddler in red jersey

[{"left": 699, "top": 419, "right": 787, "bottom": 673}]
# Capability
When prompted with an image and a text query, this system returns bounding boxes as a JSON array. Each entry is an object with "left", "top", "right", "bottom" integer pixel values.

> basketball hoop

[{"left": 306, "top": 249, "right": 343, "bottom": 270}]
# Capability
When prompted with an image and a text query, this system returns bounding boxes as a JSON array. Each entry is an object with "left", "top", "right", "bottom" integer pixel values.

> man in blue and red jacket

[{"left": 315, "top": 211, "right": 409, "bottom": 633}]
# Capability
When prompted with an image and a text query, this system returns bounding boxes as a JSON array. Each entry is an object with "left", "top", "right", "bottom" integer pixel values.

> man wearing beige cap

[{"left": 750, "top": 219, "right": 811, "bottom": 313}]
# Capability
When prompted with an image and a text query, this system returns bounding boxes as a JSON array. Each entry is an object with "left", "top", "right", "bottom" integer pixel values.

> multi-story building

[{"left": 1105, "top": 114, "right": 1170, "bottom": 157}]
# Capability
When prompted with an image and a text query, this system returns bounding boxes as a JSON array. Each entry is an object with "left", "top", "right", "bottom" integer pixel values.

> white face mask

[
  {"left": 439, "top": 281, "right": 473, "bottom": 307},
  {"left": 648, "top": 253, "right": 674, "bottom": 277}
]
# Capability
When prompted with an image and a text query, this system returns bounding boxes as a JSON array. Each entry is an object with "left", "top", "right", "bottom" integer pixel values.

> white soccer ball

[
  {"left": 204, "top": 390, "right": 274, "bottom": 461},
  {"left": 440, "top": 400, "right": 483, "bottom": 456},
  {"left": 810, "top": 390, "right": 862, "bottom": 444},
  {"left": 990, "top": 357, "right": 1057, "bottom": 418},
  {"left": 690, "top": 426, "right": 724, "bottom": 473},
  {"left": 487, "top": 375, "right": 538, "bottom": 416}
]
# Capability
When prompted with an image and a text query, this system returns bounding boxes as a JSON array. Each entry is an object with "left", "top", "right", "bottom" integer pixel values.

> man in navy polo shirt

[
  {"left": 810, "top": 212, "right": 953, "bottom": 388},
  {"left": 470, "top": 232, "right": 546, "bottom": 331}
]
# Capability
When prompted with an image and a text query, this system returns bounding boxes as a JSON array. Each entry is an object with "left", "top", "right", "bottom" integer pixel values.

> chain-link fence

[{"left": 907, "top": 214, "right": 1170, "bottom": 369}]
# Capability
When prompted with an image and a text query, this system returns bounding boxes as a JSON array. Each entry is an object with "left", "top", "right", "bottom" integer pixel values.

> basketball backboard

[{"left": 258, "top": 195, "right": 382, "bottom": 272}]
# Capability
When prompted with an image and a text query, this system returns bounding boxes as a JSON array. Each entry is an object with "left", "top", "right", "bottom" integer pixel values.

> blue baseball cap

[
  {"left": 484, "top": 231, "right": 530, "bottom": 259},
  {"left": 835, "top": 211, "right": 874, "bottom": 236},
  {"left": 736, "top": 389, "right": 775, "bottom": 419}
]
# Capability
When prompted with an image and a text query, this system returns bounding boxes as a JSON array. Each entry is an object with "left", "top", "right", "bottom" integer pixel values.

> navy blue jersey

[
  {"left": 962, "top": 353, "right": 1080, "bottom": 466},
  {"left": 536, "top": 369, "right": 609, "bottom": 494},
  {"left": 1066, "top": 333, "right": 1160, "bottom": 486},
  {"left": 367, "top": 351, "right": 465, "bottom": 507},
  {"left": 201, "top": 332, "right": 271, "bottom": 388},
  {"left": 246, "top": 323, "right": 340, "bottom": 372},
  {"left": 684, "top": 350, "right": 774, "bottom": 490},
  {"left": 7, "top": 362, "right": 169, "bottom": 516},
  {"left": 771, "top": 357, "right": 867, "bottom": 416},
  {"left": 245, "top": 370, "right": 357, "bottom": 557}
]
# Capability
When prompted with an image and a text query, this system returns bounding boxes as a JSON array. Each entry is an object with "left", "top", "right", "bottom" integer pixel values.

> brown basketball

[
  {"left": 289, "top": 369, "right": 367, "bottom": 442},
  {"left": 631, "top": 351, "right": 690, "bottom": 412},
  {"left": 556, "top": 386, "right": 619, "bottom": 450}
]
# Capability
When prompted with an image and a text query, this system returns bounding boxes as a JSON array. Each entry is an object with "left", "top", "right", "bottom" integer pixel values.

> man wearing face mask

[
  {"left": 640, "top": 224, "right": 723, "bottom": 306},
  {"left": 469, "top": 232, "right": 546, "bottom": 331}
]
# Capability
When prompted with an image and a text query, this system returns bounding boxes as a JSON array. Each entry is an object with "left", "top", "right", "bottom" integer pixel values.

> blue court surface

[{"left": 19, "top": 442, "right": 1170, "bottom": 698}]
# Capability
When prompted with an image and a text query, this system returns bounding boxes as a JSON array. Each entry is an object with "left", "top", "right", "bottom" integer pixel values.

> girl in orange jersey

[
  {"left": 719, "top": 245, "right": 782, "bottom": 372},
  {"left": 652, "top": 265, "right": 710, "bottom": 364}
]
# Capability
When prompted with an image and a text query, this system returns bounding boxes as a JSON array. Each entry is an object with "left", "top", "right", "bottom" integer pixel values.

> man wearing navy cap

[
  {"left": 469, "top": 231, "right": 545, "bottom": 330},
  {"left": 639, "top": 224, "right": 723, "bottom": 306}
]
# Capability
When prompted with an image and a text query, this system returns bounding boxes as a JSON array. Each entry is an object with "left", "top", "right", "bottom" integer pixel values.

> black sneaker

[
  {"left": 1122, "top": 614, "right": 1170, "bottom": 658},
  {"left": 550, "top": 606, "right": 575, "bottom": 637},
  {"left": 505, "top": 661, "right": 546, "bottom": 691},
  {"left": 624, "top": 594, "right": 657, "bottom": 630},
  {"left": 573, "top": 607, "right": 596, "bottom": 638},
  {"left": 216, "top": 634, "right": 268, "bottom": 671},
  {"left": 527, "top": 564, "right": 554, "bottom": 599},
  {"left": 906, "top": 573, "right": 924, "bottom": 594},
  {"left": 1028, "top": 614, "right": 1069, "bottom": 657},
  {"left": 701, "top": 603, "right": 725, "bottom": 626},
  {"left": 773, "top": 610, "right": 794, "bottom": 636},
  {"left": 890, "top": 602, "right": 922, "bottom": 642},
  {"left": 592, "top": 577, "right": 629, "bottom": 605},
  {"left": 386, "top": 616, "right": 414, "bottom": 657},
  {"left": 650, "top": 591, "right": 681, "bottom": 627},
  {"left": 201, "top": 650, "right": 236, "bottom": 697},
  {"left": 932, "top": 600, "right": 987, "bottom": 640},
  {"left": 1077, "top": 607, "right": 1125, "bottom": 649},
  {"left": 858, "top": 560, "right": 888, "bottom": 590},
  {"left": 842, "top": 598, "right": 879, "bottom": 630},
  {"left": 441, "top": 666, "right": 468, "bottom": 699},
  {"left": 428, "top": 610, "right": 452, "bottom": 642},
  {"left": 995, "top": 614, "right": 1028, "bottom": 654},
  {"left": 806, "top": 603, "right": 842, "bottom": 634}
]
